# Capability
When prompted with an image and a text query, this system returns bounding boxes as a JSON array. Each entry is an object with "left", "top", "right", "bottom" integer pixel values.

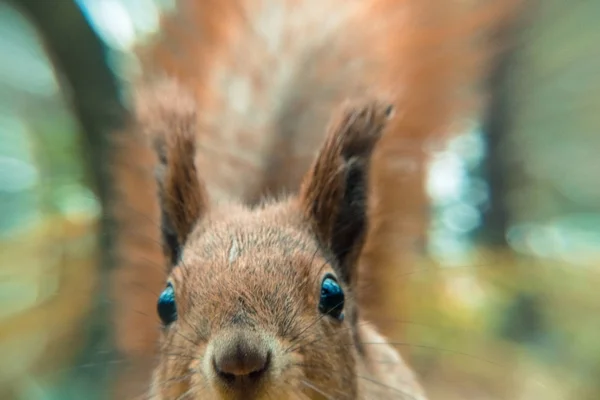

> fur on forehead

[{"left": 175, "top": 197, "right": 332, "bottom": 279}]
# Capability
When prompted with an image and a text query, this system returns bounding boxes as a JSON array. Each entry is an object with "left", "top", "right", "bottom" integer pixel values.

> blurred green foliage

[{"left": 0, "top": 0, "right": 598, "bottom": 399}]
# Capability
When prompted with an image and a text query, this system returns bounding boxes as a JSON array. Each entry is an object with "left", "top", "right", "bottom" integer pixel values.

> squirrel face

[
  {"left": 150, "top": 204, "right": 360, "bottom": 400},
  {"left": 140, "top": 81, "right": 396, "bottom": 399}
]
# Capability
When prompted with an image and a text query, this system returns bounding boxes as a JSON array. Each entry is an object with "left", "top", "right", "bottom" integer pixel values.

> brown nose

[{"left": 212, "top": 332, "right": 271, "bottom": 386}]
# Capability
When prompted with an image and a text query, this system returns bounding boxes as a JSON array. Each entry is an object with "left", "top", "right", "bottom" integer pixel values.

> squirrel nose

[{"left": 212, "top": 332, "right": 271, "bottom": 386}]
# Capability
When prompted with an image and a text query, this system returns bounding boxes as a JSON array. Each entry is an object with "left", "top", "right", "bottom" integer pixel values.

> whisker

[
  {"left": 299, "top": 379, "right": 336, "bottom": 400},
  {"left": 355, "top": 374, "right": 419, "bottom": 400},
  {"left": 361, "top": 341, "right": 504, "bottom": 367}
]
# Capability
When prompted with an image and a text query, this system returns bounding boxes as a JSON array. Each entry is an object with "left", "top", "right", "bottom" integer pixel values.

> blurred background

[{"left": 0, "top": 0, "right": 598, "bottom": 399}]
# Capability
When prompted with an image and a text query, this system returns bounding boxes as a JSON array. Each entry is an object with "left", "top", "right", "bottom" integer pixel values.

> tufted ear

[
  {"left": 299, "top": 100, "right": 392, "bottom": 285},
  {"left": 135, "top": 79, "right": 209, "bottom": 267}
]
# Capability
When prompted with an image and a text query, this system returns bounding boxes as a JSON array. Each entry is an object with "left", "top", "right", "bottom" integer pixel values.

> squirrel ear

[
  {"left": 135, "top": 80, "right": 209, "bottom": 266},
  {"left": 299, "top": 100, "right": 392, "bottom": 284}
]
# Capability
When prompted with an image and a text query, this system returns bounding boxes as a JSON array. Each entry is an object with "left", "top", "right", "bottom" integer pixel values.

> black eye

[
  {"left": 157, "top": 283, "right": 177, "bottom": 326},
  {"left": 318, "top": 274, "right": 344, "bottom": 321}
]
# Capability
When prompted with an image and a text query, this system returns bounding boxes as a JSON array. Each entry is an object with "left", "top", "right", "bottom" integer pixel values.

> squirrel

[
  {"left": 109, "top": 0, "right": 520, "bottom": 398},
  {"left": 137, "top": 80, "right": 427, "bottom": 399}
]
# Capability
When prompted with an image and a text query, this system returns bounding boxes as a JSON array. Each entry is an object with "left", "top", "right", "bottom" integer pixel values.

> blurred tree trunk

[
  {"left": 477, "top": 3, "right": 535, "bottom": 250},
  {"left": 478, "top": 50, "right": 513, "bottom": 247},
  {"left": 477, "top": 7, "right": 530, "bottom": 248},
  {"left": 11, "top": 1, "right": 127, "bottom": 399},
  {"left": 13, "top": 0, "right": 125, "bottom": 209}
]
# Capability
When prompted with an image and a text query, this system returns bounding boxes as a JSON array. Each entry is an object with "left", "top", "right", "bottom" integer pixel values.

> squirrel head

[{"left": 138, "top": 80, "right": 393, "bottom": 399}]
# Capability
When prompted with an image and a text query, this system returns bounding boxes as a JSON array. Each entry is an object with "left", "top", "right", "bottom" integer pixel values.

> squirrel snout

[{"left": 211, "top": 332, "right": 272, "bottom": 388}]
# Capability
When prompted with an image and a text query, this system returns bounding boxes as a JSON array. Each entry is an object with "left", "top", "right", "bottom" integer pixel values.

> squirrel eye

[
  {"left": 157, "top": 283, "right": 178, "bottom": 326},
  {"left": 318, "top": 274, "right": 344, "bottom": 321}
]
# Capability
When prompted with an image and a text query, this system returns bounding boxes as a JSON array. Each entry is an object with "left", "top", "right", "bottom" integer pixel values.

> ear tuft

[
  {"left": 299, "top": 99, "right": 392, "bottom": 284},
  {"left": 134, "top": 78, "right": 208, "bottom": 266}
]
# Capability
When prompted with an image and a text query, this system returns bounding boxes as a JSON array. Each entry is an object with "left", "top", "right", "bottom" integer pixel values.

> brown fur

[{"left": 109, "top": 0, "right": 522, "bottom": 398}]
